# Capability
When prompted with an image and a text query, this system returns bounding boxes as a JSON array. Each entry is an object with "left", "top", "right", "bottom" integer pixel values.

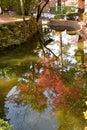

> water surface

[{"left": 0, "top": 27, "right": 87, "bottom": 130}]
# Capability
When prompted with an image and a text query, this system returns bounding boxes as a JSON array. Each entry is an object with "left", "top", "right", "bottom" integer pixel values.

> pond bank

[{"left": 0, "top": 15, "right": 38, "bottom": 49}]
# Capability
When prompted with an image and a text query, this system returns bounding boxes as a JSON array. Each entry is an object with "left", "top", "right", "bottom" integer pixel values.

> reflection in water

[
  {"left": 0, "top": 27, "right": 87, "bottom": 130},
  {"left": 5, "top": 86, "right": 58, "bottom": 130}
]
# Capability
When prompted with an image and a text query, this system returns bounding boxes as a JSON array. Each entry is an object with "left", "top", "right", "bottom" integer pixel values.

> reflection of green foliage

[
  {"left": 56, "top": 109, "right": 85, "bottom": 130},
  {"left": 54, "top": 66, "right": 87, "bottom": 121},
  {"left": 79, "top": 74, "right": 87, "bottom": 101},
  {"left": 0, "top": 78, "right": 17, "bottom": 88},
  {"left": 0, "top": 78, "right": 18, "bottom": 118},
  {"left": 58, "top": 75, "right": 87, "bottom": 123},
  {"left": 0, "top": 27, "right": 87, "bottom": 129},
  {"left": 0, "top": 60, "right": 39, "bottom": 78},
  {"left": 0, "top": 32, "right": 40, "bottom": 78},
  {"left": 0, "top": 118, "right": 13, "bottom": 130},
  {"left": 61, "top": 69, "right": 76, "bottom": 85},
  {"left": 29, "top": 100, "right": 47, "bottom": 113}
]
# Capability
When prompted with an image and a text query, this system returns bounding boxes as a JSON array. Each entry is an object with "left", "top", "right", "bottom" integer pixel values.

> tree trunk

[
  {"left": 36, "top": 0, "right": 49, "bottom": 22},
  {"left": 58, "top": 0, "right": 61, "bottom": 6},
  {"left": 0, "top": 0, "right": 4, "bottom": 14},
  {"left": 20, "top": 0, "right": 27, "bottom": 39},
  {"left": 78, "top": 0, "right": 85, "bottom": 19}
]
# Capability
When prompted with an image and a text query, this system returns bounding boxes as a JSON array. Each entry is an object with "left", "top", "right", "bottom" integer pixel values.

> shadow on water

[{"left": 0, "top": 25, "right": 87, "bottom": 130}]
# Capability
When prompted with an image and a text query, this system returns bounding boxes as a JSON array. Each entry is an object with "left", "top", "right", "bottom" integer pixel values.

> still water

[{"left": 0, "top": 26, "right": 87, "bottom": 130}]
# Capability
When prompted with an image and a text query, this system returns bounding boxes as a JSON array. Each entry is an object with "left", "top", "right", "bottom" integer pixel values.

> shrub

[
  {"left": 0, "top": 119, "right": 13, "bottom": 130},
  {"left": 50, "top": 6, "right": 76, "bottom": 14}
]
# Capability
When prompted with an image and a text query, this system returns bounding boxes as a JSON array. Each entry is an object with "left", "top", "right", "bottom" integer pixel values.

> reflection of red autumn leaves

[
  {"left": 19, "top": 84, "right": 29, "bottom": 92},
  {"left": 64, "top": 87, "right": 81, "bottom": 100},
  {"left": 38, "top": 57, "right": 56, "bottom": 68},
  {"left": 19, "top": 83, "right": 44, "bottom": 93},
  {"left": 38, "top": 68, "right": 81, "bottom": 110},
  {"left": 39, "top": 69, "right": 64, "bottom": 94},
  {"left": 18, "top": 83, "right": 47, "bottom": 110},
  {"left": 18, "top": 57, "right": 82, "bottom": 112},
  {"left": 39, "top": 68, "right": 65, "bottom": 106}
]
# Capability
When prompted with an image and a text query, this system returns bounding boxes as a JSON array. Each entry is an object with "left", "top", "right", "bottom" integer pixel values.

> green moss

[
  {"left": 54, "top": 14, "right": 65, "bottom": 19},
  {"left": 27, "top": 16, "right": 38, "bottom": 38},
  {"left": 66, "top": 12, "right": 79, "bottom": 20},
  {"left": 67, "top": 30, "right": 77, "bottom": 35},
  {"left": 0, "top": 16, "right": 38, "bottom": 47}
]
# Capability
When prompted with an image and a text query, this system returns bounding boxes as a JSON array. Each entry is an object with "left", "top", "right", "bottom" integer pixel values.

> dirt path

[{"left": 0, "top": 15, "right": 29, "bottom": 24}]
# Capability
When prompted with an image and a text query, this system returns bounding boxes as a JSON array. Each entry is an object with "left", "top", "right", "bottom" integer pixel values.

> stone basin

[
  {"left": 48, "top": 19, "right": 87, "bottom": 40},
  {"left": 48, "top": 19, "right": 80, "bottom": 31}
]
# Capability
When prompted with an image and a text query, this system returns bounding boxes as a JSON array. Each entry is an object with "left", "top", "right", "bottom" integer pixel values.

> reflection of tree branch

[
  {"left": 44, "top": 45, "right": 59, "bottom": 59},
  {"left": 39, "top": 40, "right": 59, "bottom": 68},
  {"left": 39, "top": 42, "right": 46, "bottom": 57},
  {"left": 39, "top": 30, "right": 58, "bottom": 59}
]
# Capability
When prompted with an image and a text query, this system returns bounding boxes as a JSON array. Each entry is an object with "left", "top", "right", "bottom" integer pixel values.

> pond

[{"left": 0, "top": 24, "right": 87, "bottom": 130}]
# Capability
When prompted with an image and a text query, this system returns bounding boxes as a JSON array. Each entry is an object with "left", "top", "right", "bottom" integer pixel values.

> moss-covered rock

[
  {"left": 66, "top": 12, "right": 79, "bottom": 20},
  {"left": 0, "top": 16, "right": 38, "bottom": 48},
  {"left": 54, "top": 14, "right": 65, "bottom": 19}
]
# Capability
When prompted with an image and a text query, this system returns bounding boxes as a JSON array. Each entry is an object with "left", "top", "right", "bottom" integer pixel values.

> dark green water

[{"left": 0, "top": 28, "right": 87, "bottom": 130}]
